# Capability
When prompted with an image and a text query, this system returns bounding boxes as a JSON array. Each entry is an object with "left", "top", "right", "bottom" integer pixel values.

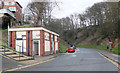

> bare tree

[{"left": 26, "top": 0, "right": 59, "bottom": 26}]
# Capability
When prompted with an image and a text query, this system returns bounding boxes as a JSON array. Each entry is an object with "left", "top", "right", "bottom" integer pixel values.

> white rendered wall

[
  {"left": 45, "top": 41, "right": 50, "bottom": 52},
  {"left": 55, "top": 36, "right": 58, "bottom": 51},
  {"left": 16, "top": 31, "right": 26, "bottom": 38},
  {"left": 51, "top": 34, "right": 54, "bottom": 52},
  {"left": 55, "top": 42, "right": 58, "bottom": 51},
  {"left": 45, "top": 32, "right": 50, "bottom": 52},
  {"left": 16, "top": 31, "right": 26, "bottom": 52},
  {"left": 32, "top": 31, "right": 40, "bottom": 39}
]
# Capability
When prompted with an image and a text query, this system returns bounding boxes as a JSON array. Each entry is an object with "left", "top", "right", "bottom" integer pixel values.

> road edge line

[
  {"left": 97, "top": 51, "right": 120, "bottom": 69},
  {"left": 0, "top": 54, "right": 11, "bottom": 60},
  {"left": 4, "top": 58, "right": 55, "bottom": 72}
]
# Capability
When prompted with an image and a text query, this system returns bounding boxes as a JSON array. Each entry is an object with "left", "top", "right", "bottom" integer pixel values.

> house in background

[
  {"left": 3, "top": 0, "right": 22, "bottom": 21},
  {"left": 0, "top": 0, "right": 22, "bottom": 28},
  {"left": 8, "top": 27, "right": 60, "bottom": 56},
  {"left": 0, "top": 0, "right": 16, "bottom": 28}
]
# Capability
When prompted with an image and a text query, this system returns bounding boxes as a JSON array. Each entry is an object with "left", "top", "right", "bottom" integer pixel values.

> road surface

[
  {"left": 1, "top": 55, "right": 24, "bottom": 71},
  {"left": 14, "top": 48, "right": 119, "bottom": 71}
]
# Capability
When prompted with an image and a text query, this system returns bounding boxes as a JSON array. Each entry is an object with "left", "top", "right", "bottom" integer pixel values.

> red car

[{"left": 68, "top": 47, "right": 75, "bottom": 53}]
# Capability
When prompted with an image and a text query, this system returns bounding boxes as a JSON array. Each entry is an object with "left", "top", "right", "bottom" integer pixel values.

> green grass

[
  {"left": 111, "top": 46, "right": 119, "bottom": 55},
  {"left": 76, "top": 45, "right": 119, "bottom": 55},
  {"left": 2, "top": 29, "right": 8, "bottom": 33},
  {"left": 59, "top": 45, "right": 68, "bottom": 53},
  {"left": 2, "top": 29, "right": 8, "bottom": 45}
]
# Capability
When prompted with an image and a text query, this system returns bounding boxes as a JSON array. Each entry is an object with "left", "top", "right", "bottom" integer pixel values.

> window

[
  {"left": 45, "top": 33, "right": 49, "bottom": 41},
  {"left": 55, "top": 36, "right": 57, "bottom": 42},
  {"left": 9, "top": 7, "right": 16, "bottom": 11},
  {"left": 22, "top": 35, "right": 26, "bottom": 40},
  {"left": 4, "top": 2, "right": 9, "bottom": 5},
  {"left": 11, "top": 2, "right": 15, "bottom": 5}
]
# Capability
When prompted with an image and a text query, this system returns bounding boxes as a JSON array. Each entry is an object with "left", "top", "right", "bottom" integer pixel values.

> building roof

[
  {"left": 8, "top": 27, "right": 59, "bottom": 36},
  {"left": 16, "top": 1, "right": 22, "bottom": 8}
]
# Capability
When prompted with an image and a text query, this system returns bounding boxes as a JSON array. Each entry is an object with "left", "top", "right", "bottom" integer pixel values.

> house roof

[
  {"left": 16, "top": 1, "right": 22, "bottom": 8},
  {"left": 8, "top": 27, "right": 59, "bottom": 36}
]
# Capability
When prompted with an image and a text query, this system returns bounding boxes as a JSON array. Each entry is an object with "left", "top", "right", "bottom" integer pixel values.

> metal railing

[{"left": 0, "top": 39, "right": 34, "bottom": 61}]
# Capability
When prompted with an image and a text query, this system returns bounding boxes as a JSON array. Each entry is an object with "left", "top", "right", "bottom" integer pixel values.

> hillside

[{"left": 62, "top": 25, "right": 118, "bottom": 46}]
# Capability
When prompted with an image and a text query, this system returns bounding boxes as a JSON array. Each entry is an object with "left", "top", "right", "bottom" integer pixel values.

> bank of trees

[{"left": 26, "top": 2, "right": 119, "bottom": 44}]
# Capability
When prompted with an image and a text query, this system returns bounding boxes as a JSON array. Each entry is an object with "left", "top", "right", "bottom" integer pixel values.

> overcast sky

[{"left": 16, "top": 0, "right": 104, "bottom": 19}]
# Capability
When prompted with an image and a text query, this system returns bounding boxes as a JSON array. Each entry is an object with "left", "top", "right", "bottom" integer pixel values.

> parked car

[{"left": 68, "top": 47, "right": 75, "bottom": 53}]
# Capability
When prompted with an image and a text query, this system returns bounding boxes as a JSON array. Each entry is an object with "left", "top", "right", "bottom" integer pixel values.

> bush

[{"left": 59, "top": 45, "right": 68, "bottom": 53}]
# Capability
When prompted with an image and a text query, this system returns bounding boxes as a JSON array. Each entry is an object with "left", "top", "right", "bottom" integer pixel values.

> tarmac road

[
  {"left": 15, "top": 48, "right": 119, "bottom": 71},
  {"left": 1, "top": 55, "right": 24, "bottom": 71}
]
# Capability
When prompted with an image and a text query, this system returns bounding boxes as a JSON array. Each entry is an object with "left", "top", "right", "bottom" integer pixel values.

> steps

[
  {"left": 0, "top": 49, "right": 9, "bottom": 52},
  {"left": 0, "top": 46, "right": 33, "bottom": 61},
  {"left": 7, "top": 54, "right": 23, "bottom": 58}
]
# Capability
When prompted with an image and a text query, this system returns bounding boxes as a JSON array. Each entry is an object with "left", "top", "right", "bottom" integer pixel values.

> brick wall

[
  {"left": 12, "top": 31, "right": 16, "bottom": 50},
  {"left": 53, "top": 35, "right": 55, "bottom": 54},
  {"left": 49, "top": 33, "right": 52, "bottom": 54},
  {"left": 9, "top": 31, "right": 12, "bottom": 47},
  {"left": 40, "top": 30, "right": 45, "bottom": 56},
  {"left": 25, "top": 30, "right": 29, "bottom": 56},
  {"left": 25, "top": 30, "right": 33, "bottom": 56},
  {"left": 14, "top": 2, "right": 22, "bottom": 21},
  {"left": 29, "top": 30, "right": 33, "bottom": 56},
  {"left": 9, "top": 31, "right": 16, "bottom": 50}
]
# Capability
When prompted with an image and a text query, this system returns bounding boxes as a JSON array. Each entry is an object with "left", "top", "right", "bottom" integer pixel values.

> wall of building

[
  {"left": 9, "top": 28, "right": 59, "bottom": 57},
  {"left": 55, "top": 36, "right": 58, "bottom": 52},
  {"left": 44, "top": 32, "right": 50, "bottom": 55},
  {"left": 32, "top": 30, "right": 40, "bottom": 56},
  {"left": 16, "top": 31, "right": 26, "bottom": 52},
  {"left": 40, "top": 30, "right": 45, "bottom": 56},
  {"left": 14, "top": 2, "right": 22, "bottom": 20}
]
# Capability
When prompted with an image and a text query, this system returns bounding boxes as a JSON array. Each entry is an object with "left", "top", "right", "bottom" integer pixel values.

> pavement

[
  {"left": 97, "top": 49, "right": 120, "bottom": 64},
  {"left": 8, "top": 48, "right": 119, "bottom": 71},
  {"left": 19, "top": 53, "right": 63, "bottom": 65},
  {"left": 1, "top": 55, "right": 25, "bottom": 72}
]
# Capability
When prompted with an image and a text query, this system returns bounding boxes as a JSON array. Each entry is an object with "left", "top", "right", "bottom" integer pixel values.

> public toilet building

[{"left": 8, "top": 27, "right": 59, "bottom": 56}]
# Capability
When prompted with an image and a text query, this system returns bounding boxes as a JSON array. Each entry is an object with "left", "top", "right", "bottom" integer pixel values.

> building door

[
  {"left": 51, "top": 41, "right": 53, "bottom": 54},
  {"left": 33, "top": 41, "right": 39, "bottom": 55}
]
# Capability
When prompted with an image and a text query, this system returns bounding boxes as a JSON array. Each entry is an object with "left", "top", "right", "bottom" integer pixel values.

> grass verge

[
  {"left": 2, "top": 29, "right": 8, "bottom": 33},
  {"left": 76, "top": 45, "right": 119, "bottom": 55},
  {"left": 59, "top": 45, "right": 68, "bottom": 53}
]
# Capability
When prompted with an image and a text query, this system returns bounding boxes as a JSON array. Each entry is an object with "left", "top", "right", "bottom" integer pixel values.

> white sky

[{"left": 16, "top": 0, "right": 104, "bottom": 19}]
